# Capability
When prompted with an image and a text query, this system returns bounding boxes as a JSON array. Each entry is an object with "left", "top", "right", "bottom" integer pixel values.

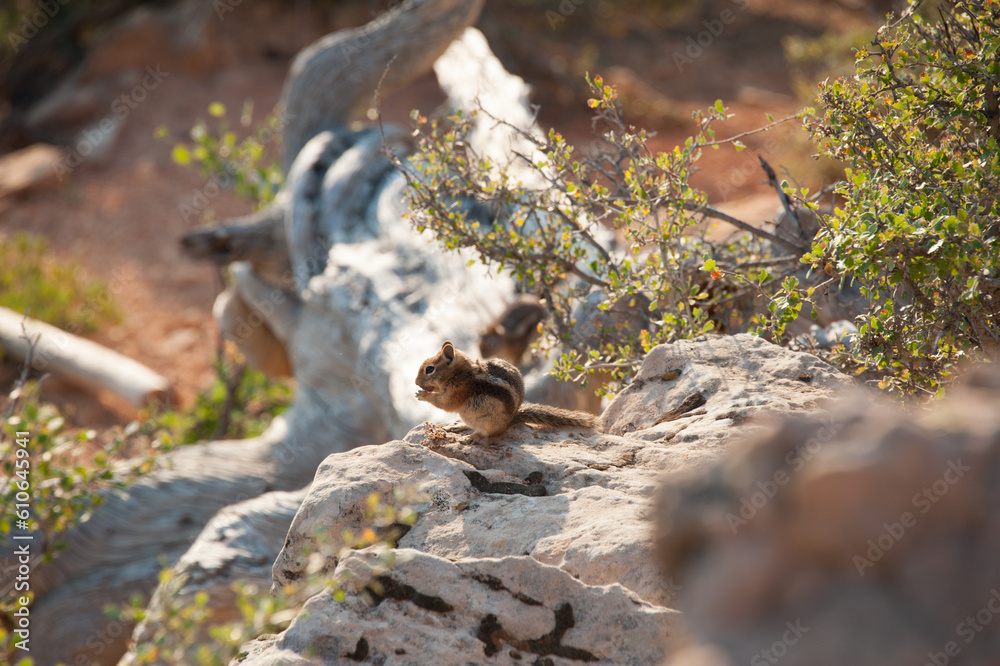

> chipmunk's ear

[{"left": 441, "top": 341, "right": 455, "bottom": 364}]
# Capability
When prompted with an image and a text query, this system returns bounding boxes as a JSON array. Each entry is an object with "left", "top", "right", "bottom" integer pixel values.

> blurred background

[{"left": 0, "top": 0, "right": 903, "bottom": 428}]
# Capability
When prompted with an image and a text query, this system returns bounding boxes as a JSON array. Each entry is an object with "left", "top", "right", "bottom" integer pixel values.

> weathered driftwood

[
  {"left": 179, "top": 193, "right": 296, "bottom": 378},
  {"left": 179, "top": 195, "right": 291, "bottom": 285},
  {"left": 0, "top": 305, "right": 172, "bottom": 406},
  {"left": 210, "top": 265, "right": 294, "bottom": 379},
  {"left": 279, "top": 0, "right": 484, "bottom": 172},
  {"left": 116, "top": 488, "right": 309, "bottom": 665},
  {"left": 13, "top": 2, "right": 497, "bottom": 665}
]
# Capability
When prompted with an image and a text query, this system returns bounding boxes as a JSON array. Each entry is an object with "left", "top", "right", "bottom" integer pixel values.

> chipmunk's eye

[{"left": 424, "top": 365, "right": 435, "bottom": 375}]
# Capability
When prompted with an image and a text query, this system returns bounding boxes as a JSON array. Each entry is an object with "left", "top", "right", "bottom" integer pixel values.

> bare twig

[
  {"left": 2, "top": 317, "right": 42, "bottom": 442},
  {"left": 758, "top": 157, "right": 801, "bottom": 228},
  {"left": 984, "top": 81, "right": 1000, "bottom": 141},
  {"left": 684, "top": 202, "right": 806, "bottom": 254},
  {"left": 211, "top": 359, "right": 246, "bottom": 440},
  {"left": 374, "top": 55, "right": 399, "bottom": 157},
  {"left": 699, "top": 112, "right": 802, "bottom": 148},
  {"left": 725, "top": 255, "right": 804, "bottom": 269}
]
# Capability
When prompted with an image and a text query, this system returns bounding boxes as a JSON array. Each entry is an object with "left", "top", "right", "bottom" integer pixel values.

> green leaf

[{"left": 171, "top": 145, "right": 191, "bottom": 165}]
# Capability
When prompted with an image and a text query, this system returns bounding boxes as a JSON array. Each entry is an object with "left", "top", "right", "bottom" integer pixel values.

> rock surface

[
  {"left": 244, "top": 549, "right": 681, "bottom": 666},
  {"left": 655, "top": 369, "right": 1000, "bottom": 666},
  {"left": 239, "top": 334, "right": 850, "bottom": 665}
]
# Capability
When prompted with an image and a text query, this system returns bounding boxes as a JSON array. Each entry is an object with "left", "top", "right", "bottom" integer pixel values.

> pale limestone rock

[
  {"left": 244, "top": 549, "right": 683, "bottom": 666},
  {"left": 603, "top": 333, "right": 851, "bottom": 438}
]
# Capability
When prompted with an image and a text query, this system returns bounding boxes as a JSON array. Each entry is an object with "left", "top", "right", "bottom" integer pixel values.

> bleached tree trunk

[
  {"left": 1, "top": 2, "right": 500, "bottom": 665},
  {"left": 0, "top": 306, "right": 172, "bottom": 407}
]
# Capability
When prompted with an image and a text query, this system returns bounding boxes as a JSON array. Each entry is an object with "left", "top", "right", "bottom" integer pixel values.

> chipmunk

[
  {"left": 478, "top": 297, "right": 548, "bottom": 367},
  {"left": 415, "top": 341, "right": 600, "bottom": 444}
]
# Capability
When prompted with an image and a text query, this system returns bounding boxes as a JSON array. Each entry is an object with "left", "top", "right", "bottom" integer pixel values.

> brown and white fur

[{"left": 415, "top": 341, "right": 600, "bottom": 443}]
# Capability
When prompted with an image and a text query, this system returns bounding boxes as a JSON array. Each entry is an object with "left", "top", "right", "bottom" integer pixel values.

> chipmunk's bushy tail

[{"left": 513, "top": 403, "right": 601, "bottom": 431}]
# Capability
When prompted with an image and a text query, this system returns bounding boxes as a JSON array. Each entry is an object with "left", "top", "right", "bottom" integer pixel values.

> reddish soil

[{"left": 0, "top": 0, "right": 878, "bottom": 428}]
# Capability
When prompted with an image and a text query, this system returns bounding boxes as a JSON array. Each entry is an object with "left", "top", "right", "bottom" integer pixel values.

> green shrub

[
  {"left": 162, "top": 101, "right": 285, "bottom": 210},
  {"left": 404, "top": 1, "right": 999, "bottom": 398},
  {"left": 0, "top": 386, "right": 168, "bottom": 555},
  {"left": 399, "top": 80, "right": 810, "bottom": 393},
  {"left": 789, "top": 0, "right": 1000, "bottom": 395}
]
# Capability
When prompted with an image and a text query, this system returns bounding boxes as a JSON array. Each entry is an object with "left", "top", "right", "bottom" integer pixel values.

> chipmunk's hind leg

[{"left": 469, "top": 431, "right": 505, "bottom": 446}]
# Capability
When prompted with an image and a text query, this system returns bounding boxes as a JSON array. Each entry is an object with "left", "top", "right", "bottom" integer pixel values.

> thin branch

[
  {"left": 809, "top": 276, "right": 839, "bottom": 294},
  {"left": 715, "top": 270, "right": 769, "bottom": 300},
  {"left": 724, "top": 255, "right": 804, "bottom": 269},
  {"left": 507, "top": 148, "right": 615, "bottom": 268},
  {"left": 583, "top": 361, "right": 637, "bottom": 370},
  {"left": 684, "top": 202, "right": 806, "bottom": 254},
  {"left": 374, "top": 55, "right": 400, "bottom": 161},
  {"left": 699, "top": 112, "right": 802, "bottom": 147},
  {"left": 546, "top": 205, "right": 613, "bottom": 267},
  {"left": 758, "top": 157, "right": 801, "bottom": 227},
  {"left": 567, "top": 360, "right": 640, "bottom": 382},
  {"left": 2, "top": 318, "right": 42, "bottom": 440},
  {"left": 545, "top": 256, "right": 611, "bottom": 289},
  {"left": 984, "top": 81, "right": 1000, "bottom": 141}
]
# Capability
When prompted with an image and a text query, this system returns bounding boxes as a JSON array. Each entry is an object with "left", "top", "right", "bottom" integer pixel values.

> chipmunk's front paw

[
  {"left": 415, "top": 389, "right": 431, "bottom": 402},
  {"left": 442, "top": 423, "right": 472, "bottom": 434}
]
